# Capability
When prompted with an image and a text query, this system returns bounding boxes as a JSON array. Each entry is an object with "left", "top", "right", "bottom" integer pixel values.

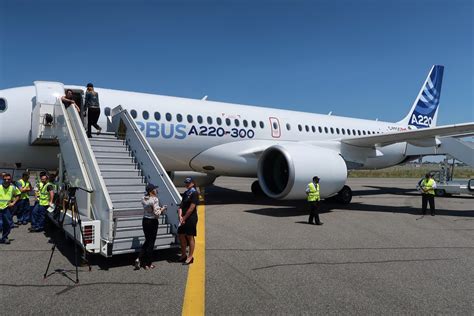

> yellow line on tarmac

[{"left": 182, "top": 188, "right": 206, "bottom": 316}]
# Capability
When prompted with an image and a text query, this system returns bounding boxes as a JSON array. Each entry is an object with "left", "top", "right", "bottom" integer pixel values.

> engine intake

[{"left": 257, "top": 144, "right": 347, "bottom": 200}]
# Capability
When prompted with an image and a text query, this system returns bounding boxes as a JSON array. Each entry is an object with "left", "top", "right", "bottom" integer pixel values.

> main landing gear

[
  {"left": 251, "top": 180, "right": 264, "bottom": 197},
  {"left": 334, "top": 185, "right": 352, "bottom": 204}
]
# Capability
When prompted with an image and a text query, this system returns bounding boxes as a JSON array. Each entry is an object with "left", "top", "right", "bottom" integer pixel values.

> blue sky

[{"left": 1, "top": 0, "right": 472, "bottom": 125}]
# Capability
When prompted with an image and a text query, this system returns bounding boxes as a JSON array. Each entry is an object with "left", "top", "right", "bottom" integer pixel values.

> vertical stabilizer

[{"left": 398, "top": 65, "right": 444, "bottom": 129}]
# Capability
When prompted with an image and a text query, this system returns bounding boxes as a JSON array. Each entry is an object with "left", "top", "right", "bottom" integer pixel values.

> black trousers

[
  {"left": 139, "top": 218, "right": 158, "bottom": 266},
  {"left": 87, "top": 107, "right": 101, "bottom": 137},
  {"left": 422, "top": 194, "right": 435, "bottom": 215},
  {"left": 308, "top": 201, "right": 321, "bottom": 224}
]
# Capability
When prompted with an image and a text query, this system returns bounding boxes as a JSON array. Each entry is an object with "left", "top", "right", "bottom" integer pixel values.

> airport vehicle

[
  {"left": 0, "top": 65, "right": 473, "bottom": 256},
  {"left": 417, "top": 159, "right": 474, "bottom": 197}
]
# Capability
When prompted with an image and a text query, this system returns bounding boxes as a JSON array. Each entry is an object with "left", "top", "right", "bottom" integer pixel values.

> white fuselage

[{"left": 0, "top": 85, "right": 407, "bottom": 173}]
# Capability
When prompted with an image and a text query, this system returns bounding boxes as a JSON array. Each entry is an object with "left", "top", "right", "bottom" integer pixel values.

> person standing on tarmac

[
  {"left": 0, "top": 173, "right": 21, "bottom": 244},
  {"left": 134, "top": 183, "right": 167, "bottom": 270},
  {"left": 177, "top": 177, "right": 199, "bottom": 265},
  {"left": 306, "top": 176, "right": 323, "bottom": 225},
  {"left": 420, "top": 173, "right": 437, "bottom": 216},
  {"left": 29, "top": 174, "right": 54, "bottom": 232},
  {"left": 16, "top": 172, "right": 32, "bottom": 225},
  {"left": 84, "top": 83, "right": 102, "bottom": 138}
]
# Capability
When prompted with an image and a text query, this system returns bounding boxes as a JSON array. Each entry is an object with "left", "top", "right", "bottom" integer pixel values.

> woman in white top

[{"left": 135, "top": 183, "right": 167, "bottom": 270}]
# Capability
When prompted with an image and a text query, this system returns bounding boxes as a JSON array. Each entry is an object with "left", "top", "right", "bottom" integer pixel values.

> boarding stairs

[
  {"left": 30, "top": 81, "right": 181, "bottom": 257},
  {"left": 406, "top": 136, "right": 474, "bottom": 167}
]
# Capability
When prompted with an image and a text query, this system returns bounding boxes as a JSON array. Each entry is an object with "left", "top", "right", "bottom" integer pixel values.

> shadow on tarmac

[{"left": 205, "top": 185, "right": 474, "bottom": 218}]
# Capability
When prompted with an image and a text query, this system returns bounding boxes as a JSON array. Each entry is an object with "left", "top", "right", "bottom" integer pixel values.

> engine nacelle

[
  {"left": 169, "top": 171, "right": 217, "bottom": 187},
  {"left": 257, "top": 144, "right": 347, "bottom": 200}
]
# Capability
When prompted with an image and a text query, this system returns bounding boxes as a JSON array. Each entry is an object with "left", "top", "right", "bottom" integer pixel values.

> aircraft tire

[
  {"left": 251, "top": 180, "right": 264, "bottom": 197},
  {"left": 337, "top": 185, "right": 352, "bottom": 204}
]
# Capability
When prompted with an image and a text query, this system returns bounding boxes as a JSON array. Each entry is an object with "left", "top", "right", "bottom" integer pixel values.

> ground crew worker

[
  {"left": 16, "top": 172, "right": 32, "bottom": 225},
  {"left": 306, "top": 176, "right": 323, "bottom": 225},
  {"left": 420, "top": 173, "right": 437, "bottom": 216},
  {"left": 29, "top": 174, "right": 54, "bottom": 232},
  {"left": 0, "top": 173, "right": 21, "bottom": 244}
]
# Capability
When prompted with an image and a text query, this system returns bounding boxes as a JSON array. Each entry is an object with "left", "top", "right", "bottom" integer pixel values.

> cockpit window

[{"left": 0, "top": 98, "right": 7, "bottom": 112}]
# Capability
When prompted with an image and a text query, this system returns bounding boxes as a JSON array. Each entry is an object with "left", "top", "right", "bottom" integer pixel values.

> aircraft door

[
  {"left": 34, "top": 81, "right": 65, "bottom": 105},
  {"left": 269, "top": 117, "right": 281, "bottom": 138}
]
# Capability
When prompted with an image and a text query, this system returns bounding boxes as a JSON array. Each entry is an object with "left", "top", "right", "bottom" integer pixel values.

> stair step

[
  {"left": 109, "top": 191, "right": 144, "bottom": 200},
  {"left": 89, "top": 138, "right": 124, "bottom": 144},
  {"left": 112, "top": 234, "right": 176, "bottom": 254},
  {"left": 113, "top": 199, "right": 142, "bottom": 209},
  {"left": 92, "top": 146, "right": 131, "bottom": 153},
  {"left": 104, "top": 177, "right": 144, "bottom": 186},
  {"left": 94, "top": 150, "right": 132, "bottom": 158},
  {"left": 113, "top": 207, "right": 144, "bottom": 217},
  {"left": 107, "top": 184, "right": 146, "bottom": 193},
  {"left": 114, "top": 225, "right": 171, "bottom": 239},
  {"left": 101, "top": 169, "right": 142, "bottom": 178},
  {"left": 97, "top": 163, "right": 138, "bottom": 170},
  {"left": 90, "top": 141, "right": 126, "bottom": 148},
  {"left": 95, "top": 156, "right": 135, "bottom": 164},
  {"left": 115, "top": 215, "right": 167, "bottom": 227}
]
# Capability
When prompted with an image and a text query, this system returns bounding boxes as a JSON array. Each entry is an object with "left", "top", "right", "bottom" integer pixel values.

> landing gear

[
  {"left": 251, "top": 180, "right": 264, "bottom": 197},
  {"left": 336, "top": 185, "right": 352, "bottom": 204}
]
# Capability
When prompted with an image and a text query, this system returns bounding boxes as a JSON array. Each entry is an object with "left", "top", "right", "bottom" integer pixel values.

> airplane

[{"left": 0, "top": 65, "right": 473, "bottom": 203}]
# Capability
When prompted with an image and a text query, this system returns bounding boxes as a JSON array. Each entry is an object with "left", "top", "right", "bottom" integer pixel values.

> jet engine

[{"left": 257, "top": 144, "right": 348, "bottom": 200}]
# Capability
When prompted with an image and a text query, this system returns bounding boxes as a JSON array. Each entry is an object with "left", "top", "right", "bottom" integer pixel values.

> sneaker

[
  {"left": 0, "top": 239, "right": 10, "bottom": 244},
  {"left": 97, "top": 127, "right": 102, "bottom": 135},
  {"left": 134, "top": 258, "right": 141, "bottom": 270}
]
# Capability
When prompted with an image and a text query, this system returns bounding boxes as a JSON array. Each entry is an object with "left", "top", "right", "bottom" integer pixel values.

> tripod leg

[
  {"left": 74, "top": 201, "right": 92, "bottom": 272},
  {"left": 72, "top": 202, "right": 79, "bottom": 284},
  {"left": 44, "top": 193, "right": 70, "bottom": 279}
]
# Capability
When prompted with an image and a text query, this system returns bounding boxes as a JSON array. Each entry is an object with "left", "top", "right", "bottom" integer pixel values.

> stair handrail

[
  {"left": 59, "top": 100, "right": 115, "bottom": 241},
  {"left": 110, "top": 105, "right": 182, "bottom": 234}
]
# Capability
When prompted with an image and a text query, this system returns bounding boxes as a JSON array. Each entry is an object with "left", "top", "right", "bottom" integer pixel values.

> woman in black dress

[{"left": 178, "top": 177, "right": 199, "bottom": 265}]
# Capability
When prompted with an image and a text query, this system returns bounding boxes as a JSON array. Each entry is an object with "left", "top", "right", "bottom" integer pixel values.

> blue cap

[
  {"left": 184, "top": 177, "right": 193, "bottom": 184},
  {"left": 146, "top": 183, "right": 158, "bottom": 193}
]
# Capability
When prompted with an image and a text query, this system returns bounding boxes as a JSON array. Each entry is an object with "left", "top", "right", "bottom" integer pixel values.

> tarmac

[{"left": 0, "top": 177, "right": 473, "bottom": 315}]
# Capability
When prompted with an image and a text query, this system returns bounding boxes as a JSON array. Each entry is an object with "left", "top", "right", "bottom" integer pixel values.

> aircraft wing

[{"left": 341, "top": 122, "right": 474, "bottom": 148}]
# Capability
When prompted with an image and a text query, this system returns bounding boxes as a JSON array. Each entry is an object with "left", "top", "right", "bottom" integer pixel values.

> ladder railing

[
  {"left": 110, "top": 105, "right": 182, "bottom": 234},
  {"left": 54, "top": 99, "right": 115, "bottom": 242}
]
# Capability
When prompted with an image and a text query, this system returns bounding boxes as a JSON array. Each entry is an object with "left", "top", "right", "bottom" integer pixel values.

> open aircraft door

[{"left": 269, "top": 117, "right": 281, "bottom": 138}]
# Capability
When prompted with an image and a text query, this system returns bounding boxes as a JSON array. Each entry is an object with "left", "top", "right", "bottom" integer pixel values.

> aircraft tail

[{"left": 397, "top": 65, "right": 444, "bottom": 129}]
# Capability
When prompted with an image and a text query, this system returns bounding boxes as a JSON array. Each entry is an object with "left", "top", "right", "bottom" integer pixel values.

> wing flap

[{"left": 342, "top": 122, "right": 474, "bottom": 148}]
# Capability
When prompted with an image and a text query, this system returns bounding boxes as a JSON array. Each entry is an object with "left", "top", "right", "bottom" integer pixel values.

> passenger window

[
  {"left": 357, "top": 130, "right": 361, "bottom": 135},
  {"left": 259, "top": 121, "right": 264, "bottom": 128},
  {"left": 311, "top": 126, "right": 315, "bottom": 133},
  {"left": 251, "top": 120, "right": 256, "bottom": 128},
  {"left": 336, "top": 128, "right": 340, "bottom": 134},
  {"left": 197, "top": 115, "right": 203, "bottom": 124},
  {"left": 341, "top": 128, "right": 345, "bottom": 135},
  {"left": 207, "top": 116, "right": 213, "bottom": 124},
  {"left": 318, "top": 126, "right": 322, "bottom": 133},
  {"left": 347, "top": 129, "right": 351, "bottom": 135},
  {"left": 226, "top": 118, "right": 231, "bottom": 126},
  {"left": 330, "top": 127, "right": 334, "bottom": 134},
  {"left": 154, "top": 112, "right": 161, "bottom": 121},
  {"left": 104, "top": 107, "right": 111, "bottom": 116},
  {"left": 305, "top": 125, "right": 309, "bottom": 132},
  {"left": 324, "top": 127, "right": 328, "bottom": 133},
  {"left": 187, "top": 114, "right": 193, "bottom": 123},
  {"left": 165, "top": 113, "right": 172, "bottom": 122},
  {"left": 362, "top": 130, "right": 366, "bottom": 135},
  {"left": 216, "top": 117, "right": 222, "bottom": 125},
  {"left": 298, "top": 124, "right": 302, "bottom": 132},
  {"left": 235, "top": 119, "right": 240, "bottom": 127},
  {"left": 131, "top": 110, "right": 137, "bottom": 119},
  {"left": 0, "top": 98, "right": 6, "bottom": 112},
  {"left": 243, "top": 120, "right": 248, "bottom": 127},
  {"left": 177, "top": 114, "right": 183, "bottom": 122},
  {"left": 142, "top": 111, "right": 149, "bottom": 120},
  {"left": 286, "top": 123, "right": 291, "bottom": 131},
  {"left": 273, "top": 122, "right": 278, "bottom": 130},
  {"left": 352, "top": 129, "right": 356, "bottom": 135}
]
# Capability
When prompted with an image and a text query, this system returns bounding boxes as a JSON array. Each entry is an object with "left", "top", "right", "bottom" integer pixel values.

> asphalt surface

[{"left": 1, "top": 177, "right": 473, "bottom": 315}]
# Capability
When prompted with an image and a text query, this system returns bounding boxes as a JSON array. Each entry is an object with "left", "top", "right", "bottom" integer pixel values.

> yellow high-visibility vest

[
  {"left": 18, "top": 179, "right": 31, "bottom": 200},
  {"left": 421, "top": 178, "right": 436, "bottom": 195},
  {"left": 0, "top": 185, "right": 20, "bottom": 209},
  {"left": 307, "top": 182, "right": 320, "bottom": 202},
  {"left": 39, "top": 182, "right": 52, "bottom": 206}
]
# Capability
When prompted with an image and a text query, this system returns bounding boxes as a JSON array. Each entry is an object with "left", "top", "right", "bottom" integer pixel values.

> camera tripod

[{"left": 43, "top": 186, "right": 92, "bottom": 284}]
